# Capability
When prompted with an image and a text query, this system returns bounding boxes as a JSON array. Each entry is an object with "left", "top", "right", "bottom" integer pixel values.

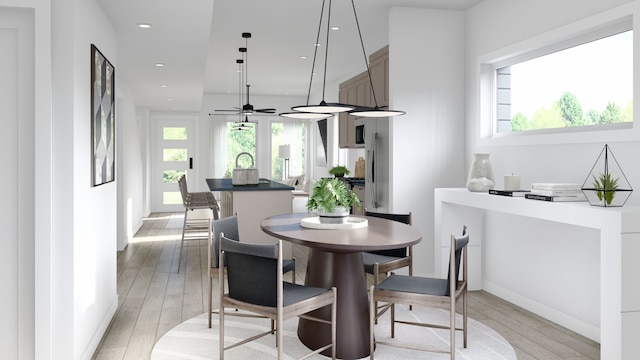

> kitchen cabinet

[
  {"left": 368, "top": 45, "right": 388, "bottom": 108},
  {"left": 338, "top": 71, "right": 369, "bottom": 148},
  {"left": 338, "top": 45, "right": 388, "bottom": 148}
]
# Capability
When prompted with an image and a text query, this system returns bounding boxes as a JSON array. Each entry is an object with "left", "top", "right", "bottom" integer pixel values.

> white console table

[{"left": 434, "top": 188, "right": 640, "bottom": 359}]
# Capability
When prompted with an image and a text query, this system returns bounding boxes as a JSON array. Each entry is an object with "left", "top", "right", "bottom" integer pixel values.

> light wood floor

[{"left": 92, "top": 212, "right": 600, "bottom": 360}]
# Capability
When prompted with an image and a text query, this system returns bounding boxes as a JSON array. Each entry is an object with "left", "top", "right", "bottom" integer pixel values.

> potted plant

[
  {"left": 329, "top": 165, "right": 350, "bottom": 178},
  {"left": 307, "top": 177, "right": 361, "bottom": 223},
  {"left": 592, "top": 172, "right": 619, "bottom": 205}
]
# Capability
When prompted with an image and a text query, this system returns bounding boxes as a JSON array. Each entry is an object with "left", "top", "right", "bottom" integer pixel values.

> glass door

[{"left": 153, "top": 116, "right": 197, "bottom": 212}]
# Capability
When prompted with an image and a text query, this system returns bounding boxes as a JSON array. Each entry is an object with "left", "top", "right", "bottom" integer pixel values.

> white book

[
  {"left": 531, "top": 183, "right": 582, "bottom": 191},
  {"left": 530, "top": 189, "right": 583, "bottom": 196}
]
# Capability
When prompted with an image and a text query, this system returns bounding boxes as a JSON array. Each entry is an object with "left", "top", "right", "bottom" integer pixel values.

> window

[
  {"left": 271, "top": 120, "right": 307, "bottom": 180},
  {"left": 225, "top": 122, "right": 256, "bottom": 178},
  {"left": 478, "top": 11, "right": 636, "bottom": 144},
  {"left": 496, "top": 29, "right": 632, "bottom": 133}
]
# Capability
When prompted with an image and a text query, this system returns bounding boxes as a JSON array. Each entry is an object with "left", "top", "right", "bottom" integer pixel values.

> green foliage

[
  {"left": 511, "top": 112, "right": 529, "bottom": 131},
  {"left": 227, "top": 123, "right": 256, "bottom": 172},
  {"left": 329, "top": 165, "right": 350, "bottom": 177},
  {"left": 306, "top": 177, "right": 361, "bottom": 213},
  {"left": 557, "top": 92, "right": 584, "bottom": 126},
  {"left": 511, "top": 93, "right": 631, "bottom": 131},
  {"left": 600, "top": 102, "right": 622, "bottom": 124},
  {"left": 592, "top": 172, "right": 619, "bottom": 205},
  {"left": 529, "top": 104, "right": 564, "bottom": 130}
]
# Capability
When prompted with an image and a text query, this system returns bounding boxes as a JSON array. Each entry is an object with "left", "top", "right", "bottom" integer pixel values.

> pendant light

[{"left": 281, "top": 0, "right": 405, "bottom": 119}]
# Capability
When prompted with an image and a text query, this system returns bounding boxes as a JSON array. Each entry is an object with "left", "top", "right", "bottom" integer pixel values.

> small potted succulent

[
  {"left": 592, "top": 172, "right": 619, "bottom": 205},
  {"left": 329, "top": 165, "right": 350, "bottom": 178},
  {"left": 307, "top": 177, "right": 361, "bottom": 223}
]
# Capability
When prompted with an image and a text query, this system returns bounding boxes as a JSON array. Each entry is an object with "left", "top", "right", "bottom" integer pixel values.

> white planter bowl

[{"left": 316, "top": 206, "right": 349, "bottom": 224}]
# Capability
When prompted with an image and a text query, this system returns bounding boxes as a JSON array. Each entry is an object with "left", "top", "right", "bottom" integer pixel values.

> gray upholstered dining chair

[
  {"left": 362, "top": 211, "right": 413, "bottom": 313},
  {"left": 207, "top": 214, "right": 296, "bottom": 328},
  {"left": 218, "top": 235, "right": 337, "bottom": 359},
  {"left": 369, "top": 226, "right": 469, "bottom": 359}
]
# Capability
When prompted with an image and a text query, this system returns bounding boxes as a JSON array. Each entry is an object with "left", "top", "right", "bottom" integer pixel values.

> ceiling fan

[{"left": 212, "top": 32, "right": 276, "bottom": 116}]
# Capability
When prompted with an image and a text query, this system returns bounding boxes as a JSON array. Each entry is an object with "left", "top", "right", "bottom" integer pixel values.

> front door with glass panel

[{"left": 153, "top": 117, "right": 197, "bottom": 212}]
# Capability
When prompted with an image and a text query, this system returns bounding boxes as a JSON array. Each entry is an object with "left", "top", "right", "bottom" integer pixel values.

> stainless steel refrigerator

[{"left": 361, "top": 117, "right": 390, "bottom": 213}]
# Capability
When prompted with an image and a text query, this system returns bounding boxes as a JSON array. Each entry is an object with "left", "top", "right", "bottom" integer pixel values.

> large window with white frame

[{"left": 478, "top": 12, "right": 635, "bottom": 143}]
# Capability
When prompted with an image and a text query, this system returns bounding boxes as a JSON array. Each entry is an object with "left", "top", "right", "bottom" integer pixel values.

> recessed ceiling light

[
  {"left": 155, "top": 63, "right": 165, "bottom": 67},
  {"left": 137, "top": 23, "right": 152, "bottom": 29},
  {"left": 167, "top": 98, "right": 173, "bottom": 101},
  {"left": 331, "top": 26, "right": 340, "bottom": 30},
  {"left": 160, "top": 84, "right": 168, "bottom": 88},
  {"left": 300, "top": 56, "right": 308, "bottom": 60},
  {"left": 226, "top": 90, "right": 231, "bottom": 94}
]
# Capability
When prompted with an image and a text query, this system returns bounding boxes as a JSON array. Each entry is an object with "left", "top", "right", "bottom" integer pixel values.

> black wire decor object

[{"left": 581, "top": 144, "right": 633, "bottom": 207}]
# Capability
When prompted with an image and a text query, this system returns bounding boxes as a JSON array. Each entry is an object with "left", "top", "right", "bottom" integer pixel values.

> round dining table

[{"left": 261, "top": 212, "right": 422, "bottom": 359}]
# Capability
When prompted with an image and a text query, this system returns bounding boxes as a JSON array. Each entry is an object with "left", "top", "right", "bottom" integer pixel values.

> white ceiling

[{"left": 97, "top": 0, "right": 482, "bottom": 113}]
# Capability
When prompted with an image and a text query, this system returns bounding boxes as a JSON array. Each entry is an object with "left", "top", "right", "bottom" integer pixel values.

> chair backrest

[
  {"left": 178, "top": 175, "right": 189, "bottom": 206},
  {"left": 365, "top": 211, "right": 412, "bottom": 258},
  {"left": 445, "top": 225, "right": 469, "bottom": 296},
  {"left": 220, "top": 235, "right": 279, "bottom": 307},
  {"left": 211, "top": 215, "right": 240, "bottom": 268}
]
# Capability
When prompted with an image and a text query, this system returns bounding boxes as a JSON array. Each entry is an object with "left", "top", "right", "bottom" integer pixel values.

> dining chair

[
  {"left": 218, "top": 235, "right": 337, "bottom": 359},
  {"left": 369, "top": 226, "right": 469, "bottom": 359},
  {"left": 178, "top": 174, "right": 220, "bottom": 273},
  {"left": 362, "top": 211, "right": 413, "bottom": 314},
  {"left": 207, "top": 214, "right": 296, "bottom": 328}
]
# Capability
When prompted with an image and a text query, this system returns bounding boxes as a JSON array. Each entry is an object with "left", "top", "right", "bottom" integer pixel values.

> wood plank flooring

[{"left": 92, "top": 212, "right": 600, "bottom": 359}]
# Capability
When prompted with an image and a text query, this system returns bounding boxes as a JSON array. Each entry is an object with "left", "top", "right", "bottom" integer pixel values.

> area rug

[{"left": 152, "top": 305, "right": 516, "bottom": 359}]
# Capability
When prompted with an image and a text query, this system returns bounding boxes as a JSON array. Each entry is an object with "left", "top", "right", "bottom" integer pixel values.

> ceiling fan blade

[{"left": 256, "top": 108, "right": 276, "bottom": 113}]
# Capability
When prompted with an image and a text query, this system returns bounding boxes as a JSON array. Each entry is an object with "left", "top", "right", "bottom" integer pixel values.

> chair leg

[
  {"left": 450, "top": 301, "right": 456, "bottom": 360},
  {"left": 369, "top": 286, "right": 375, "bottom": 360},
  {"left": 373, "top": 263, "right": 379, "bottom": 324},
  {"left": 219, "top": 307, "right": 225, "bottom": 360},
  {"left": 390, "top": 303, "right": 395, "bottom": 338},
  {"left": 178, "top": 208, "right": 189, "bottom": 273},
  {"left": 463, "top": 292, "right": 468, "bottom": 348},
  {"left": 208, "top": 275, "right": 212, "bottom": 328},
  {"left": 331, "top": 287, "right": 337, "bottom": 360}
]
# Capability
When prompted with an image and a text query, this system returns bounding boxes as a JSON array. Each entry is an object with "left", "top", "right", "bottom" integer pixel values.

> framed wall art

[{"left": 91, "top": 44, "right": 115, "bottom": 186}]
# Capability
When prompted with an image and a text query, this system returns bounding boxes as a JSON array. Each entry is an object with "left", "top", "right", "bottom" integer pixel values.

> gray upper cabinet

[{"left": 338, "top": 45, "right": 388, "bottom": 148}]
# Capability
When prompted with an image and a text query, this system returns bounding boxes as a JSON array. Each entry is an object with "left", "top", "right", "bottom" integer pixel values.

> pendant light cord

[
  {"left": 306, "top": 0, "right": 327, "bottom": 106},
  {"left": 321, "top": 0, "right": 333, "bottom": 102},
  {"left": 351, "top": 0, "right": 379, "bottom": 109}
]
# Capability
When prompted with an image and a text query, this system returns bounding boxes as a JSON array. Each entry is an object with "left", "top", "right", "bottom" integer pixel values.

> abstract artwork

[
  {"left": 91, "top": 44, "right": 115, "bottom": 186},
  {"left": 315, "top": 119, "right": 328, "bottom": 167}
]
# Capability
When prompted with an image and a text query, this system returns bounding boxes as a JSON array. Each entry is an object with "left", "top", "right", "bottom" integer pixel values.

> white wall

[
  {"left": 389, "top": 8, "right": 466, "bottom": 277},
  {"left": 465, "top": 0, "right": 638, "bottom": 199},
  {"left": 0, "top": 6, "right": 35, "bottom": 360},
  {"left": 117, "top": 82, "right": 145, "bottom": 250},
  {"left": 462, "top": 0, "right": 638, "bottom": 340},
  {"left": 53, "top": 0, "right": 119, "bottom": 358}
]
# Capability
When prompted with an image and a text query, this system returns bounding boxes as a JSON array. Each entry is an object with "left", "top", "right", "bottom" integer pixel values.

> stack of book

[{"left": 525, "top": 183, "right": 587, "bottom": 202}]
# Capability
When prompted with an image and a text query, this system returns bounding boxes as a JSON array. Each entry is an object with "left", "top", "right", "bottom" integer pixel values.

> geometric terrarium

[{"left": 581, "top": 144, "right": 633, "bottom": 207}]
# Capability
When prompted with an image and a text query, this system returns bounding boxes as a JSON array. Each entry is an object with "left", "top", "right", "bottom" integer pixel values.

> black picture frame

[{"left": 91, "top": 44, "right": 115, "bottom": 186}]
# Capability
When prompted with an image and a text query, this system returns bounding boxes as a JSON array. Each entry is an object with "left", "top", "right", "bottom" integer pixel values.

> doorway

[{"left": 152, "top": 116, "right": 198, "bottom": 212}]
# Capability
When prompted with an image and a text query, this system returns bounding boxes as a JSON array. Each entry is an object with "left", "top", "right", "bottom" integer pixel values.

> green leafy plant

[
  {"left": 592, "top": 172, "right": 619, "bottom": 205},
  {"left": 306, "top": 177, "right": 361, "bottom": 213},
  {"left": 329, "top": 165, "right": 350, "bottom": 178}
]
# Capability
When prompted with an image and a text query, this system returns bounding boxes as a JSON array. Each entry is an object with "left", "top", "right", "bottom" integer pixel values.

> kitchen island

[{"left": 206, "top": 178, "right": 294, "bottom": 257}]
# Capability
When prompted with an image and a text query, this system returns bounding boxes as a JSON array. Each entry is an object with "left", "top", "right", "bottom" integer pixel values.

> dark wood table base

[{"left": 297, "top": 249, "right": 371, "bottom": 359}]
